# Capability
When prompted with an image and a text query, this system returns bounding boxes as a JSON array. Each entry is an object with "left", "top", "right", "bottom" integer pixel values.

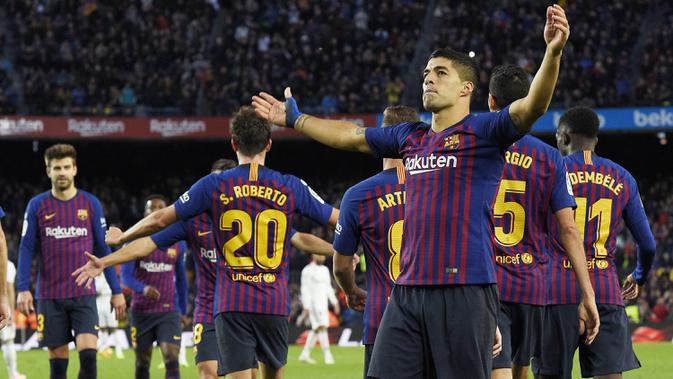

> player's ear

[
  {"left": 488, "top": 94, "right": 497, "bottom": 112},
  {"left": 230, "top": 139, "right": 238, "bottom": 152},
  {"left": 72, "top": 164, "right": 78, "bottom": 177},
  {"left": 461, "top": 81, "right": 474, "bottom": 98},
  {"left": 266, "top": 139, "right": 272, "bottom": 152}
]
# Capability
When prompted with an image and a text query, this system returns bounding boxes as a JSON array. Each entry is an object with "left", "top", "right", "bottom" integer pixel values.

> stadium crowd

[{"left": 3, "top": 0, "right": 670, "bottom": 116}]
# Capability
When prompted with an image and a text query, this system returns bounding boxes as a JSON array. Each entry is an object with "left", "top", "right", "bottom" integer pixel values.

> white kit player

[
  {"left": 95, "top": 273, "right": 125, "bottom": 359},
  {"left": 299, "top": 254, "right": 340, "bottom": 365},
  {"left": 2, "top": 260, "right": 26, "bottom": 379}
]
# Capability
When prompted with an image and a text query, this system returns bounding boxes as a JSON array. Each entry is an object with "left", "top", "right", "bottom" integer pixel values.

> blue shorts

[
  {"left": 37, "top": 296, "right": 98, "bottom": 348},
  {"left": 493, "top": 301, "right": 543, "bottom": 369},
  {"left": 193, "top": 322, "right": 218, "bottom": 364},
  {"left": 130, "top": 311, "right": 181, "bottom": 352},
  {"left": 533, "top": 304, "right": 640, "bottom": 378},
  {"left": 368, "top": 284, "right": 498, "bottom": 379}
]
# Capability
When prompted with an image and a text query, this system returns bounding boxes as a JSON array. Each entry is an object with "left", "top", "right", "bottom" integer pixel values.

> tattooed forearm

[{"left": 355, "top": 127, "right": 366, "bottom": 135}]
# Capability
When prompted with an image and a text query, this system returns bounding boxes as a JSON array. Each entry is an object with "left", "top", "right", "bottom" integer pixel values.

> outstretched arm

[
  {"left": 106, "top": 206, "right": 178, "bottom": 247},
  {"left": 252, "top": 88, "right": 372, "bottom": 153},
  {"left": 509, "top": 4, "right": 570, "bottom": 133}
]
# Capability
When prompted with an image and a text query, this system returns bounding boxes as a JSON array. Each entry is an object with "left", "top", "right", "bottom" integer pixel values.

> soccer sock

[
  {"left": 78, "top": 349, "right": 98, "bottom": 379},
  {"left": 98, "top": 330, "right": 109, "bottom": 349},
  {"left": 135, "top": 363, "right": 150, "bottom": 379},
  {"left": 302, "top": 330, "right": 317, "bottom": 354},
  {"left": 178, "top": 344, "right": 187, "bottom": 364},
  {"left": 49, "top": 358, "right": 69, "bottom": 379},
  {"left": 165, "top": 360, "right": 180, "bottom": 379},
  {"left": 317, "top": 330, "right": 331, "bottom": 353},
  {"left": 113, "top": 330, "right": 123, "bottom": 355},
  {"left": 2, "top": 342, "right": 19, "bottom": 376}
]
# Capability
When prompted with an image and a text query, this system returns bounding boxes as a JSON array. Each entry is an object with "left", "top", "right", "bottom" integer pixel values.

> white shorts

[
  {"left": 97, "top": 295, "right": 118, "bottom": 328},
  {"left": 1, "top": 324, "right": 16, "bottom": 342},
  {"left": 308, "top": 306, "right": 330, "bottom": 330}
]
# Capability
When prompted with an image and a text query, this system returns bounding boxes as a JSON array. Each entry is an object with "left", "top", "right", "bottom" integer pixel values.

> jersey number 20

[{"left": 220, "top": 209, "right": 288, "bottom": 270}]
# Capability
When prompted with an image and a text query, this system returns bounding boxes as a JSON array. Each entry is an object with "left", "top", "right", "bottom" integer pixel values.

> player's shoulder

[
  {"left": 27, "top": 191, "right": 52, "bottom": 208},
  {"left": 594, "top": 154, "right": 635, "bottom": 180},
  {"left": 78, "top": 189, "right": 103, "bottom": 204},
  {"left": 515, "top": 135, "right": 561, "bottom": 158}
]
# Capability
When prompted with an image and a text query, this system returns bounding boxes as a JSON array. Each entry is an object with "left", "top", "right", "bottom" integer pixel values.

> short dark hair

[
  {"left": 44, "top": 143, "right": 77, "bottom": 167},
  {"left": 231, "top": 106, "right": 272, "bottom": 156},
  {"left": 428, "top": 48, "right": 480, "bottom": 97},
  {"left": 559, "top": 107, "right": 600, "bottom": 138},
  {"left": 382, "top": 105, "right": 419, "bottom": 127},
  {"left": 489, "top": 64, "right": 530, "bottom": 110},
  {"left": 145, "top": 194, "right": 168, "bottom": 205},
  {"left": 211, "top": 158, "right": 237, "bottom": 173}
]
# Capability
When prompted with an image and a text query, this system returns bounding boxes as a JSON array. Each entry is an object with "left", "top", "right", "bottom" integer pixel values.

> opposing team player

[
  {"left": 94, "top": 272, "right": 126, "bottom": 359},
  {"left": 331, "top": 105, "right": 417, "bottom": 377},
  {"left": 99, "top": 107, "right": 338, "bottom": 379},
  {"left": 298, "top": 254, "right": 340, "bottom": 365},
  {"left": 17, "top": 144, "right": 126, "bottom": 379},
  {"left": 534, "top": 107, "right": 657, "bottom": 379},
  {"left": 74, "top": 157, "right": 337, "bottom": 379},
  {"left": 486, "top": 66, "right": 599, "bottom": 379},
  {"left": 121, "top": 195, "right": 188, "bottom": 379},
  {"left": 251, "top": 5, "right": 569, "bottom": 377}
]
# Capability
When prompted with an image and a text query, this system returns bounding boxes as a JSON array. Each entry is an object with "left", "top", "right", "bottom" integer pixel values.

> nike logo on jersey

[
  {"left": 44, "top": 213, "right": 56, "bottom": 220},
  {"left": 197, "top": 230, "right": 212, "bottom": 237}
]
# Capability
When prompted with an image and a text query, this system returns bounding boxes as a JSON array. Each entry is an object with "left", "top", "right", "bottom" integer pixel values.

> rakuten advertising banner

[{"left": 0, "top": 114, "right": 378, "bottom": 139}]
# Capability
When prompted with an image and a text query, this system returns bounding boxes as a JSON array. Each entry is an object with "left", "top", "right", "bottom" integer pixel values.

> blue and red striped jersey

[
  {"left": 17, "top": 190, "right": 121, "bottom": 299},
  {"left": 174, "top": 163, "right": 333, "bottom": 316},
  {"left": 333, "top": 165, "right": 406, "bottom": 345},
  {"left": 365, "top": 107, "right": 521, "bottom": 285},
  {"left": 122, "top": 241, "right": 187, "bottom": 314},
  {"left": 548, "top": 150, "right": 655, "bottom": 305},
  {"left": 151, "top": 214, "right": 218, "bottom": 324},
  {"left": 494, "top": 135, "right": 576, "bottom": 305}
]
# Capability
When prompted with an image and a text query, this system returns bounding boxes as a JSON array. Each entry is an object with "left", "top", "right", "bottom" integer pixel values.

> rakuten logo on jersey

[
  {"left": 45, "top": 226, "right": 88, "bottom": 239},
  {"left": 150, "top": 119, "right": 206, "bottom": 137},
  {"left": 404, "top": 154, "right": 457, "bottom": 175},
  {"left": 140, "top": 261, "right": 174, "bottom": 273},
  {"left": 67, "top": 119, "right": 125, "bottom": 137},
  {"left": 200, "top": 247, "right": 217, "bottom": 263}
]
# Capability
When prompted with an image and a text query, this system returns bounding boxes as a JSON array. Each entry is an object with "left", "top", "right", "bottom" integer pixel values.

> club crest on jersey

[
  {"left": 444, "top": 134, "right": 460, "bottom": 150},
  {"left": 167, "top": 248, "right": 177, "bottom": 258},
  {"left": 77, "top": 209, "right": 89, "bottom": 220}
]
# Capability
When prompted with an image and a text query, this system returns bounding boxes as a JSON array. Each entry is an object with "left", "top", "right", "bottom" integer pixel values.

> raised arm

[
  {"left": 509, "top": 5, "right": 570, "bottom": 133},
  {"left": 252, "top": 88, "right": 372, "bottom": 153}
]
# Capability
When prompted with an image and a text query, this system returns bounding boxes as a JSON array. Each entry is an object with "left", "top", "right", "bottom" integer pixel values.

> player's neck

[
  {"left": 237, "top": 153, "right": 266, "bottom": 166},
  {"left": 383, "top": 158, "right": 404, "bottom": 171},
  {"left": 430, "top": 104, "right": 469, "bottom": 133},
  {"left": 51, "top": 185, "right": 77, "bottom": 201},
  {"left": 568, "top": 141, "right": 596, "bottom": 155}
]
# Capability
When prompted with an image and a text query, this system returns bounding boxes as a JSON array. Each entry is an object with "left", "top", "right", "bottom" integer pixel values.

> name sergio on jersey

[
  {"left": 140, "top": 261, "right": 174, "bottom": 273},
  {"left": 505, "top": 151, "right": 533, "bottom": 169},
  {"left": 405, "top": 153, "right": 457, "bottom": 176},
  {"left": 45, "top": 226, "right": 88, "bottom": 239}
]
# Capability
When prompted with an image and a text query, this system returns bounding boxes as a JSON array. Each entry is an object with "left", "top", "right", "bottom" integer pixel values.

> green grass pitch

[{"left": 5, "top": 343, "right": 673, "bottom": 378}]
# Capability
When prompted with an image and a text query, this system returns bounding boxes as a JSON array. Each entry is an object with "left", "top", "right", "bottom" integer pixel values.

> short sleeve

[
  {"left": 476, "top": 106, "right": 522, "bottom": 147},
  {"left": 290, "top": 177, "right": 333, "bottom": 225},
  {"left": 174, "top": 175, "right": 214, "bottom": 221},
  {"left": 550, "top": 154, "right": 577, "bottom": 212},
  {"left": 332, "top": 187, "right": 360, "bottom": 255},
  {"left": 151, "top": 221, "right": 188, "bottom": 250},
  {"left": 365, "top": 122, "right": 417, "bottom": 159},
  {"left": 6, "top": 261, "right": 16, "bottom": 283}
]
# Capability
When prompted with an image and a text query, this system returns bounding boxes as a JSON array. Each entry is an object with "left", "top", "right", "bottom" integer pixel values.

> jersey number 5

[
  {"left": 494, "top": 179, "right": 526, "bottom": 247},
  {"left": 220, "top": 209, "right": 288, "bottom": 270}
]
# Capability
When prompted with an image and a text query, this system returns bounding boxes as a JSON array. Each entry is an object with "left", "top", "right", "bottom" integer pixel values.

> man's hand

[
  {"left": 344, "top": 287, "right": 367, "bottom": 312},
  {"left": 72, "top": 252, "right": 105, "bottom": 288},
  {"left": 252, "top": 87, "right": 302, "bottom": 128},
  {"left": 544, "top": 4, "right": 570, "bottom": 55},
  {"left": 17, "top": 291, "right": 34, "bottom": 315},
  {"left": 105, "top": 226, "right": 124, "bottom": 247},
  {"left": 622, "top": 274, "right": 642, "bottom": 301},
  {"left": 493, "top": 326, "right": 503, "bottom": 358},
  {"left": 143, "top": 285, "right": 160, "bottom": 300},
  {"left": 578, "top": 296, "right": 600, "bottom": 345},
  {"left": 0, "top": 298, "right": 10, "bottom": 330},
  {"left": 110, "top": 294, "right": 126, "bottom": 320}
]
